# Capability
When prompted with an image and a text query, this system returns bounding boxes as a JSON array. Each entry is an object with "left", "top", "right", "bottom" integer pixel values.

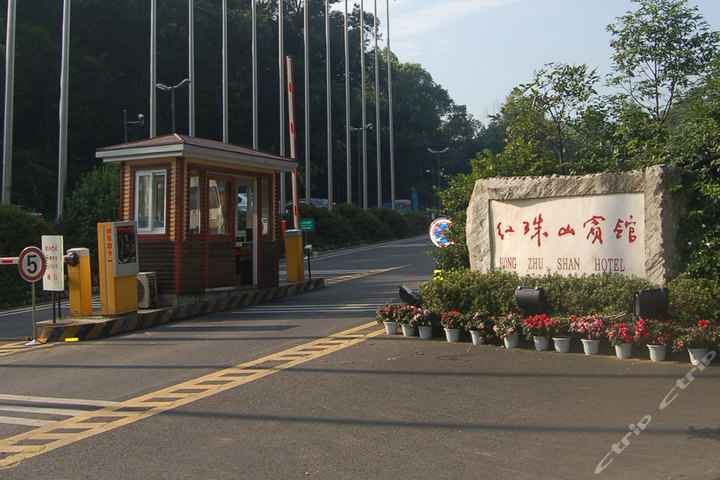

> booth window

[
  {"left": 135, "top": 169, "right": 166, "bottom": 233},
  {"left": 209, "top": 179, "right": 229, "bottom": 234},
  {"left": 188, "top": 172, "right": 201, "bottom": 234}
]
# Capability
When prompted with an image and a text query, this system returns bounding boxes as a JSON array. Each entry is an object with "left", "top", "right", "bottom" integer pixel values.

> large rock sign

[{"left": 465, "top": 166, "right": 685, "bottom": 286}]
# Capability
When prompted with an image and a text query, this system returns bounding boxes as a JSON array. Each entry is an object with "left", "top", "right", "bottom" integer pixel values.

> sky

[{"left": 368, "top": 0, "right": 720, "bottom": 123}]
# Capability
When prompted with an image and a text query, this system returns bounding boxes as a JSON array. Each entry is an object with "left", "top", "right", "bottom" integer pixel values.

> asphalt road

[{"left": 1, "top": 236, "right": 719, "bottom": 479}]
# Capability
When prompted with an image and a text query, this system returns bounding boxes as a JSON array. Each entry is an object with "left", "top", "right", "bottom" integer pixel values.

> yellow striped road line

[
  {"left": 0, "top": 321, "right": 384, "bottom": 469},
  {"left": 0, "top": 341, "right": 51, "bottom": 359},
  {"left": 324, "top": 265, "right": 404, "bottom": 285}
]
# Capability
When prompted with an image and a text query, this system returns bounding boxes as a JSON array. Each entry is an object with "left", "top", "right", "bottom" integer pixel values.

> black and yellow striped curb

[{"left": 37, "top": 278, "right": 325, "bottom": 343}]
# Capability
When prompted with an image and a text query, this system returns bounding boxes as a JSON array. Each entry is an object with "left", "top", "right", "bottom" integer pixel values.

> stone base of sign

[{"left": 465, "top": 166, "right": 685, "bottom": 286}]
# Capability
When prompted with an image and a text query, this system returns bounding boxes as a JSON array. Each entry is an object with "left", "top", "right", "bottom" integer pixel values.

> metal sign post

[{"left": 18, "top": 246, "right": 47, "bottom": 345}]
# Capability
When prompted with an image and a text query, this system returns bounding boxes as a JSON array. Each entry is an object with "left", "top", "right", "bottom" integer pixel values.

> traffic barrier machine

[{"left": 66, "top": 247, "right": 92, "bottom": 316}]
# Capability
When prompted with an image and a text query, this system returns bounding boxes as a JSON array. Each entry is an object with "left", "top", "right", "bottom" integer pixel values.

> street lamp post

[
  {"left": 349, "top": 123, "right": 373, "bottom": 206},
  {"left": 155, "top": 79, "right": 190, "bottom": 133},
  {"left": 123, "top": 109, "right": 145, "bottom": 142},
  {"left": 427, "top": 147, "right": 449, "bottom": 210}
]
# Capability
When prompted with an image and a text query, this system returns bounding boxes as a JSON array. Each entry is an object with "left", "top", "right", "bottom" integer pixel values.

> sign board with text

[
  {"left": 299, "top": 218, "right": 315, "bottom": 232},
  {"left": 489, "top": 193, "right": 645, "bottom": 277},
  {"left": 42, "top": 235, "right": 64, "bottom": 291}
]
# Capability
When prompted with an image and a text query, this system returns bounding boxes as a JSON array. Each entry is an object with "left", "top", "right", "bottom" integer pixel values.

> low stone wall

[{"left": 465, "top": 166, "right": 685, "bottom": 286}]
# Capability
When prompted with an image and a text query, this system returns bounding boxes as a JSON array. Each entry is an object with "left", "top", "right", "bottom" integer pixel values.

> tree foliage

[{"left": 607, "top": 0, "right": 720, "bottom": 127}]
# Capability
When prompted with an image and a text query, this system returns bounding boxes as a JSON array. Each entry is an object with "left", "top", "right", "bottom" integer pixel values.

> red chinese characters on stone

[
  {"left": 496, "top": 222, "right": 515, "bottom": 240},
  {"left": 613, "top": 215, "right": 637, "bottom": 243},
  {"left": 583, "top": 215, "right": 606, "bottom": 245},
  {"left": 523, "top": 214, "right": 549, "bottom": 247},
  {"left": 558, "top": 224, "right": 576, "bottom": 237}
]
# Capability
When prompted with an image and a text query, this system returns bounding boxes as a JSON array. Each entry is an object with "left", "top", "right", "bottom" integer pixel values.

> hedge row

[
  {"left": 419, "top": 269, "right": 720, "bottom": 324},
  {"left": 282, "top": 203, "right": 430, "bottom": 250}
]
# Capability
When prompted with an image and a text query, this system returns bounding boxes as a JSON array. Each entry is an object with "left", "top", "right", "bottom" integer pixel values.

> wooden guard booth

[{"left": 96, "top": 134, "right": 297, "bottom": 300}]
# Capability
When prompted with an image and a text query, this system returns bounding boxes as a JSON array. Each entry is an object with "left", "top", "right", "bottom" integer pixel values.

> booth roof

[{"left": 96, "top": 133, "right": 297, "bottom": 173}]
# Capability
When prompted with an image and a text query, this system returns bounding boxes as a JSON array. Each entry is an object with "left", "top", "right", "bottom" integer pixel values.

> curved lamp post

[{"left": 156, "top": 78, "right": 190, "bottom": 134}]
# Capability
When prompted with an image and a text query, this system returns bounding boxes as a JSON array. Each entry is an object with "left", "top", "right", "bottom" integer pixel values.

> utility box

[{"left": 98, "top": 221, "right": 139, "bottom": 315}]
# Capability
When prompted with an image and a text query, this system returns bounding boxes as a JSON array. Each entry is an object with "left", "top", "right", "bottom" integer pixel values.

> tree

[
  {"left": 607, "top": 0, "right": 720, "bottom": 128},
  {"left": 508, "top": 62, "right": 599, "bottom": 171}
]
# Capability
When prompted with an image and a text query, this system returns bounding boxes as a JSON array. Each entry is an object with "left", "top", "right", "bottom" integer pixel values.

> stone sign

[{"left": 466, "top": 166, "right": 685, "bottom": 286}]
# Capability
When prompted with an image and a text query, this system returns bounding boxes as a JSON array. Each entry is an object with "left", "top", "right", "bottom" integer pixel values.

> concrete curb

[{"left": 37, "top": 278, "right": 325, "bottom": 343}]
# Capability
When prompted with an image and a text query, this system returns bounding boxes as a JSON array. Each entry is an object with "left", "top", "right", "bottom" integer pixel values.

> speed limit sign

[{"left": 18, "top": 246, "right": 46, "bottom": 283}]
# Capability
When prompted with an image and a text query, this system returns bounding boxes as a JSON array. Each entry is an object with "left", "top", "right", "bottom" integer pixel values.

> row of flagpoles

[{"left": 2, "top": 0, "right": 397, "bottom": 220}]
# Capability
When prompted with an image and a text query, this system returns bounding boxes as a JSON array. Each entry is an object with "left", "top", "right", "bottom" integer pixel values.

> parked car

[{"left": 17, "top": 205, "right": 44, "bottom": 220}]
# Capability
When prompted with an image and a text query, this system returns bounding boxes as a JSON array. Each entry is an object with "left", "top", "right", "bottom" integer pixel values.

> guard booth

[{"left": 96, "top": 134, "right": 297, "bottom": 302}]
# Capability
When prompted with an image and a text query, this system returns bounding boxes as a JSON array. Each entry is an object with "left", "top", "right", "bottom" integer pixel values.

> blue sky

[{"left": 369, "top": 0, "right": 720, "bottom": 122}]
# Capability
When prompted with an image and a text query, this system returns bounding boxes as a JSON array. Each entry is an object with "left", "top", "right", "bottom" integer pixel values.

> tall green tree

[{"left": 607, "top": 0, "right": 719, "bottom": 129}]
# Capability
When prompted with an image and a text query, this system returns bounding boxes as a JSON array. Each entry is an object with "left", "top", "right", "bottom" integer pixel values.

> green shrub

[
  {"left": 418, "top": 269, "right": 656, "bottom": 318},
  {"left": 419, "top": 269, "right": 520, "bottom": 316},
  {"left": 368, "top": 207, "right": 408, "bottom": 239},
  {"left": 668, "top": 276, "right": 720, "bottom": 322},
  {"left": 0, "top": 204, "right": 56, "bottom": 305},
  {"left": 537, "top": 273, "right": 654, "bottom": 316},
  {"left": 334, "top": 203, "right": 386, "bottom": 242},
  {"left": 404, "top": 211, "right": 431, "bottom": 236}
]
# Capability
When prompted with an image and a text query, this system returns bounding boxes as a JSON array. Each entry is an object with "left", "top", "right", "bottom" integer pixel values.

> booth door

[
  {"left": 205, "top": 176, "right": 235, "bottom": 288},
  {"left": 235, "top": 177, "right": 255, "bottom": 286}
]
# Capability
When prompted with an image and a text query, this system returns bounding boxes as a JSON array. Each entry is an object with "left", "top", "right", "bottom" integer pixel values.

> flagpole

[
  {"left": 279, "top": 0, "right": 286, "bottom": 213},
  {"left": 344, "top": 0, "right": 352, "bottom": 204},
  {"left": 386, "top": 0, "right": 396, "bottom": 210},
  {"left": 222, "top": 0, "right": 228, "bottom": 142},
  {"left": 360, "top": 0, "right": 367, "bottom": 209},
  {"left": 57, "top": 0, "right": 71, "bottom": 221},
  {"left": 188, "top": 0, "right": 195, "bottom": 136},
  {"left": 374, "top": 0, "right": 381, "bottom": 207},
  {"left": 325, "top": 0, "right": 333, "bottom": 210},
  {"left": 2, "top": 0, "right": 17, "bottom": 204},
  {"left": 150, "top": 0, "right": 157, "bottom": 138},
  {"left": 304, "top": 0, "right": 310, "bottom": 204},
  {"left": 252, "top": 0, "right": 258, "bottom": 149}
]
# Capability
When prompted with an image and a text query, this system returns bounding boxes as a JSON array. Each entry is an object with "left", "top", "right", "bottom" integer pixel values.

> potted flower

[
  {"left": 606, "top": 318, "right": 635, "bottom": 359},
  {"left": 413, "top": 308, "right": 441, "bottom": 340},
  {"left": 396, "top": 304, "right": 420, "bottom": 337},
  {"left": 522, "top": 314, "right": 554, "bottom": 351},
  {"left": 375, "top": 303, "right": 399, "bottom": 335},
  {"left": 570, "top": 314, "right": 607, "bottom": 355},
  {"left": 549, "top": 316, "right": 572, "bottom": 353},
  {"left": 493, "top": 313, "right": 521, "bottom": 348},
  {"left": 672, "top": 320, "right": 718, "bottom": 365},
  {"left": 441, "top": 310, "right": 466, "bottom": 342},
  {"left": 634, "top": 317, "right": 673, "bottom": 361},
  {"left": 467, "top": 312, "right": 495, "bottom": 345}
]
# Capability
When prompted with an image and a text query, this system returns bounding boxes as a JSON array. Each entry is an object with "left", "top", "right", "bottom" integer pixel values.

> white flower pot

[
  {"left": 444, "top": 328, "right": 461, "bottom": 343},
  {"left": 581, "top": 338, "right": 600, "bottom": 356},
  {"left": 503, "top": 333, "right": 519, "bottom": 349},
  {"left": 418, "top": 325, "right": 433, "bottom": 340},
  {"left": 647, "top": 344, "right": 667, "bottom": 362},
  {"left": 470, "top": 330, "right": 485, "bottom": 345},
  {"left": 552, "top": 337, "right": 571, "bottom": 354},
  {"left": 615, "top": 342, "right": 632, "bottom": 359},
  {"left": 383, "top": 321, "right": 397, "bottom": 335},
  {"left": 688, "top": 348, "right": 710, "bottom": 366},
  {"left": 533, "top": 336, "right": 550, "bottom": 351},
  {"left": 401, "top": 324, "right": 416, "bottom": 337}
]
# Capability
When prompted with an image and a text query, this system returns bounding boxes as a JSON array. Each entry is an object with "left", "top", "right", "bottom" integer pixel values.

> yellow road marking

[
  {"left": 324, "top": 265, "right": 404, "bottom": 285},
  {"left": 0, "top": 342, "right": 51, "bottom": 359},
  {"left": 0, "top": 321, "right": 384, "bottom": 469}
]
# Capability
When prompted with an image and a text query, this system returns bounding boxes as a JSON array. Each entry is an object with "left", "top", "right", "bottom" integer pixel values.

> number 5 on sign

[{"left": 18, "top": 246, "right": 46, "bottom": 283}]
